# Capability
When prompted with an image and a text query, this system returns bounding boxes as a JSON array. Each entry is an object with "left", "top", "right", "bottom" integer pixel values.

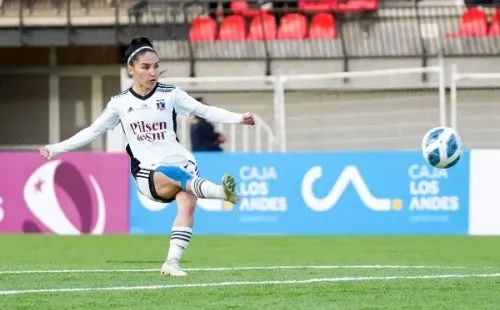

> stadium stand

[
  {"left": 189, "top": 15, "right": 218, "bottom": 42},
  {"left": 308, "top": 12, "right": 337, "bottom": 39},
  {"left": 230, "top": 0, "right": 272, "bottom": 17},
  {"left": 0, "top": 0, "right": 477, "bottom": 60},
  {"left": 277, "top": 13, "right": 308, "bottom": 39},
  {"left": 2, "top": 0, "right": 497, "bottom": 60},
  {"left": 218, "top": 14, "right": 247, "bottom": 40},
  {"left": 488, "top": 7, "right": 500, "bottom": 35},
  {"left": 247, "top": 13, "right": 277, "bottom": 40},
  {"left": 446, "top": 6, "right": 500, "bottom": 37},
  {"left": 447, "top": 7, "right": 489, "bottom": 37},
  {"left": 2, "top": 0, "right": 494, "bottom": 46},
  {"left": 3, "top": 0, "right": 500, "bottom": 153},
  {"left": 298, "top": 0, "right": 338, "bottom": 13},
  {"left": 187, "top": 0, "right": 380, "bottom": 41}
]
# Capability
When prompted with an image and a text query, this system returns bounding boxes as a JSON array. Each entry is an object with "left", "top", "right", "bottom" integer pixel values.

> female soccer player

[{"left": 39, "top": 36, "right": 255, "bottom": 277}]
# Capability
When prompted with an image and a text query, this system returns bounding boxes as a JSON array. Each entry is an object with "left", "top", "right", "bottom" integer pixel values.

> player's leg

[
  {"left": 152, "top": 165, "right": 240, "bottom": 203},
  {"left": 160, "top": 191, "right": 196, "bottom": 277}
]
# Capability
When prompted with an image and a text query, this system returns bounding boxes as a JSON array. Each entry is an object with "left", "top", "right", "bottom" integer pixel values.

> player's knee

[{"left": 154, "top": 165, "right": 194, "bottom": 191}]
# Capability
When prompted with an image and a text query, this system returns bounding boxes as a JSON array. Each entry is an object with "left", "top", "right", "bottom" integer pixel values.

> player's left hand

[{"left": 242, "top": 113, "right": 255, "bottom": 125}]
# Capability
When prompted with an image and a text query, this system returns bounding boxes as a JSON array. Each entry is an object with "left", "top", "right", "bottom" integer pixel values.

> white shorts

[{"left": 135, "top": 160, "right": 200, "bottom": 203}]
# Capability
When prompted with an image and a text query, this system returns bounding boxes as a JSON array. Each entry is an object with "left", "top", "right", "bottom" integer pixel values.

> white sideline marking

[
  {"left": 0, "top": 265, "right": 470, "bottom": 275},
  {"left": 1, "top": 273, "right": 499, "bottom": 295}
]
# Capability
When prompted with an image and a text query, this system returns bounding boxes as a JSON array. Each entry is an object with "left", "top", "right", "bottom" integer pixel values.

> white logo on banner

[
  {"left": 408, "top": 164, "right": 459, "bottom": 211},
  {"left": 238, "top": 166, "right": 287, "bottom": 212},
  {"left": 302, "top": 165, "right": 396, "bottom": 212},
  {"left": 23, "top": 160, "right": 106, "bottom": 235},
  {"left": 0, "top": 197, "right": 4, "bottom": 223}
]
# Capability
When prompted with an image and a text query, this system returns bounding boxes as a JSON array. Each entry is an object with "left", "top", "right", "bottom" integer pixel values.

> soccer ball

[{"left": 421, "top": 126, "right": 463, "bottom": 169}]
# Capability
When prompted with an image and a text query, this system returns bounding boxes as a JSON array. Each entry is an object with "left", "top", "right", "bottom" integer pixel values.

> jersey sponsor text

[{"left": 130, "top": 121, "right": 168, "bottom": 142}]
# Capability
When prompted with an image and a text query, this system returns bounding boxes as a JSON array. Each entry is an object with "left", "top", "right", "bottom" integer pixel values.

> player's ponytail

[{"left": 125, "top": 36, "right": 156, "bottom": 65}]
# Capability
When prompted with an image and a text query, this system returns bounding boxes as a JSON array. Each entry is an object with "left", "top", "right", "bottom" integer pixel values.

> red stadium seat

[
  {"left": 308, "top": 13, "right": 337, "bottom": 39},
  {"left": 447, "top": 7, "right": 488, "bottom": 37},
  {"left": 488, "top": 9, "right": 500, "bottom": 36},
  {"left": 277, "top": 13, "right": 308, "bottom": 39},
  {"left": 336, "top": 0, "right": 379, "bottom": 13},
  {"left": 298, "top": 0, "right": 337, "bottom": 13},
  {"left": 230, "top": 0, "right": 249, "bottom": 14},
  {"left": 247, "top": 13, "right": 277, "bottom": 40},
  {"left": 218, "top": 15, "right": 247, "bottom": 41},
  {"left": 230, "top": 0, "right": 271, "bottom": 17},
  {"left": 189, "top": 16, "right": 217, "bottom": 42},
  {"left": 460, "top": 8, "right": 488, "bottom": 36}
]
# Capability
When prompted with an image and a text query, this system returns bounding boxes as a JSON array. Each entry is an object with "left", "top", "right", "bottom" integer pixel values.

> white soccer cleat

[
  {"left": 222, "top": 173, "right": 241, "bottom": 204},
  {"left": 161, "top": 260, "right": 187, "bottom": 277}
]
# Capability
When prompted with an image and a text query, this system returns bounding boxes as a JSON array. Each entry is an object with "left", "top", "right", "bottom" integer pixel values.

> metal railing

[
  {"left": 450, "top": 65, "right": 500, "bottom": 131},
  {"left": 1, "top": 1, "right": 500, "bottom": 75},
  {"left": 448, "top": 65, "right": 500, "bottom": 149},
  {"left": 214, "top": 113, "right": 276, "bottom": 152},
  {"left": 118, "top": 63, "right": 447, "bottom": 153},
  {"left": 119, "top": 69, "right": 279, "bottom": 152}
]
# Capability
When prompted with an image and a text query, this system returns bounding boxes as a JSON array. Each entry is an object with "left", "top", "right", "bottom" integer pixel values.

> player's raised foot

[
  {"left": 222, "top": 173, "right": 240, "bottom": 204},
  {"left": 160, "top": 260, "right": 187, "bottom": 277}
]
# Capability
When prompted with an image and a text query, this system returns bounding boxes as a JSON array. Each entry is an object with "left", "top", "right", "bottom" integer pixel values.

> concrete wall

[
  {"left": 2, "top": 56, "right": 500, "bottom": 151},
  {"left": 158, "top": 57, "right": 500, "bottom": 91}
]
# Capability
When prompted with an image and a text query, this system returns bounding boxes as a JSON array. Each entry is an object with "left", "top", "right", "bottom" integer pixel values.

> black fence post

[
  {"left": 114, "top": 0, "right": 120, "bottom": 44},
  {"left": 67, "top": 0, "right": 73, "bottom": 45},
  {"left": 184, "top": 3, "right": 196, "bottom": 77},
  {"left": 164, "top": 1, "right": 172, "bottom": 40},
  {"left": 259, "top": 8, "right": 272, "bottom": 76},
  {"left": 337, "top": 13, "right": 349, "bottom": 83},
  {"left": 19, "top": 0, "right": 24, "bottom": 45},
  {"left": 414, "top": 0, "right": 428, "bottom": 82}
]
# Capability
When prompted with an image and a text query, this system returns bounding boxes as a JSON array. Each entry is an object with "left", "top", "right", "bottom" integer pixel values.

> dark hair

[
  {"left": 195, "top": 96, "right": 204, "bottom": 102},
  {"left": 124, "top": 36, "right": 156, "bottom": 65}
]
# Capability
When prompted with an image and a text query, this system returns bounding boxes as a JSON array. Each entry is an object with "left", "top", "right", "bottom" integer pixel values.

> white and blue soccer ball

[{"left": 421, "top": 126, "right": 463, "bottom": 169}]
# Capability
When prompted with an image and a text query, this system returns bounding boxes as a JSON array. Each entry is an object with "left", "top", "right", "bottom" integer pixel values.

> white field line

[
  {"left": 0, "top": 265, "right": 474, "bottom": 275},
  {"left": 1, "top": 273, "right": 500, "bottom": 295}
]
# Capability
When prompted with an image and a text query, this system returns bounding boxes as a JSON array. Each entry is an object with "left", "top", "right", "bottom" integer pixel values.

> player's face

[{"left": 129, "top": 52, "right": 159, "bottom": 90}]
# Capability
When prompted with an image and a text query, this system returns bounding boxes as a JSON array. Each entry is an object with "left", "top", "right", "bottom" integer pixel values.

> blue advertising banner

[{"left": 129, "top": 151, "right": 470, "bottom": 235}]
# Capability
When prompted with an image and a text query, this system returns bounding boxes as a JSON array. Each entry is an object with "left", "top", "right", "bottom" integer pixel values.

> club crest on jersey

[{"left": 156, "top": 99, "right": 166, "bottom": 111}]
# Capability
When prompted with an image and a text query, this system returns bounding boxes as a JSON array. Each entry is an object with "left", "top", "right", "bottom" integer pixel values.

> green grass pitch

[{"left": 1, "top": 235, "right": 500, "bottom": 309}]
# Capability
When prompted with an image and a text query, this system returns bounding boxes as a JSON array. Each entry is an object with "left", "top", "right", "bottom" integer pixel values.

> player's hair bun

[
  {"left": 130, "top": 36, "right": 153, "bottom": 49},
  {"left": 125, "top": 36, "right": 155, "bottom": 65}
]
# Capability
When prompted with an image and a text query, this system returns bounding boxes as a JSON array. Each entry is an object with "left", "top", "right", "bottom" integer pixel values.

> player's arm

[
  {"left": 40, "top": 101, "right": 120, "bottom": 159},
  {"left": 173, "top": 88, "right": 255, "bottom": 125}
]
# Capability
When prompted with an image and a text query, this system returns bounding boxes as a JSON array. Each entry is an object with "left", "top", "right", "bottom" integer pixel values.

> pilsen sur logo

[{"left": 130, "top": 121, "right": 168, "bottom": 142}]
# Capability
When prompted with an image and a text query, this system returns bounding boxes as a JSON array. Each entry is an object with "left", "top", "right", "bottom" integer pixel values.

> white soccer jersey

[{"left": 48, "top": 82, "right": 244, "bottom": 176}]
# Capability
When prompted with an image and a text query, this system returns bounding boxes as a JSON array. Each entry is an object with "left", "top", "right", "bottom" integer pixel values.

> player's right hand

[
  {"left": 242, "top": 112, "right": 255, "bottom": 126},
  {"left": 39, "top": 147, "right": 53, "bottom": 160}
]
